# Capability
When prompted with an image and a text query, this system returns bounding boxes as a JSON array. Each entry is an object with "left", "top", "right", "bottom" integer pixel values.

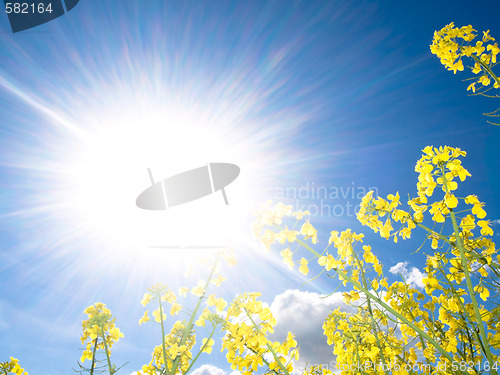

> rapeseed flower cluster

[
  {"left": 430, "top": 23, "right": 499, "bottom": 89},
  {"left": 136, "top": 251, "right": 232, "bottom": 375},
  {"left": 139, "top": 283, "right": 183, "bottom": 326},
  {"left": 222, "top": 292, "right": 299, "bottom": 375},
  {"left": 323, "top": 307, "right": 410, "bottom": 372},
  {"left": 80, "top": 302, "right": 123, "bottom": 369},
  {"left": 254, "top": 145, "right": 500, "bottom": 374},
  {"left": 430, "top": 23, "right": 500, "bottom": 125},
  {"left": 357, "top": 146, "right": 473, "bottom": 242},
  {"left": 253, "top": 202, "right": 316, "bottom": 276},
  {"left": 0, "top": 358, "right": 27, "bottom": 375},
  {"left": 139, "top": 321, "right": 196, "bottom": 375}
]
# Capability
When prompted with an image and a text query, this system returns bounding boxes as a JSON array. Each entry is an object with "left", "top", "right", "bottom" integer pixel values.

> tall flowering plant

[
  {"left": 430, "top": 23, "right": 500, "bottom": 125},
  {"left": 222, "top": 292, "right": 299, "bottom": 374},
  {"left": 0, "top": 358, "right": 28, "bottom": 375},
  {"left": 253, "top": 146, "right": 499, "bottom": 374},
  {"left": 78, "top": 302, "right": 125, "bottom": 374},
  {"left": 135, "top": 251, "right": 235, "bottom": 375}
]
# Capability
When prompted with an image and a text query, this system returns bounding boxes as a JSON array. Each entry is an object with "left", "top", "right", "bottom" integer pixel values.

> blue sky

[{"left": 0, "top": 1, "right": 499, "bottom": 374}]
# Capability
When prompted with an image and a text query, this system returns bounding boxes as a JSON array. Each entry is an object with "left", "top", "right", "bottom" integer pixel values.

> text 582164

[{"left": 5, "top": 3, "right": 53, "bottom": 14}]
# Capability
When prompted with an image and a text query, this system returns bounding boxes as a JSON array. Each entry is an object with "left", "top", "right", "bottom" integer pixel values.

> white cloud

[
  {"left": 190, "top": 364, "right": 227, "bottom": 375},
  {"left": 131, "top": 365, "right": 228, "bottom": 375},
  {"left": 389, "top": 262, "right": 425, "bottom": 289},
  {"left": 269, "top": 289, "right": 355, "bottom": 372}
]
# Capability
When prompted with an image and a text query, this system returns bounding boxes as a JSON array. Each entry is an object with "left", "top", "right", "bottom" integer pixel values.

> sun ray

[
  {"left": 0, "top": 48, "right": 316, "bottom": 297},
  {"left": 0, "top": 73, "right": 83, "bottom": 136}
]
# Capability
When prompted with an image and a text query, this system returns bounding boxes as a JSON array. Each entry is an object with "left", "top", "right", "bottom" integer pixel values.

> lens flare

[{"left": 0, "top": 60, "right": 311, "bottom": 283}]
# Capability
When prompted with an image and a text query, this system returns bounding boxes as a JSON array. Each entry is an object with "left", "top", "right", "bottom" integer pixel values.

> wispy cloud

[{"left": 389, "top": 262, "right": 425, "bottom": 289}]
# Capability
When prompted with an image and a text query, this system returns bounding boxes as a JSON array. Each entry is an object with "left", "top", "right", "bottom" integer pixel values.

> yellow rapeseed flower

[
  {"left": 139, "top": 310, "right": 150, "bottom": 325},
  {"left": 276, "top": 226, "right": 299, "bottom": 244},
  {"left": 299, "top": 258, "right": 309, "bottom": 275},
  {"left": 280, "top": 248, "right": 294, "bottom": 269},
  {"left": 478, "top": 220, "right": 494, "bottom": 236},
  {"left": 170, "top": 302, "right": 182, "bottom": 316},
  {"left": 202, "top": 338, "right": 215, "bottom": 353},
  {"left": 0, "top": 358, "right": 28, "bottom": 375},
  {"left": 474, "top": 284, "right": 490, "bottom": 301},
  {"left": 300, "top": 220, "right": 318, "bottom": 244},
  {"left": 152, "top": 308, "right": 167, "bottom": 323}
]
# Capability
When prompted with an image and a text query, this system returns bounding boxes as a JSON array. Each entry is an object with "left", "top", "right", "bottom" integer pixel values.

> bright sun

[
  {"left": 60, "top": 101, "right": 263, "bottom": 262},
  {"left": 3, "top": 60, "right": 307, "bottom": 273}
]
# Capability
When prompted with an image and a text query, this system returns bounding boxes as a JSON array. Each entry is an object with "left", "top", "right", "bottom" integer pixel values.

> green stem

[
  {"left": 470, "top": 53, "right": 500, "bottom": 88},
  {"left": 158, "top": 297, "right": 170, "bottom": 375},
  {"left": 354, "top": 251, "right": 390, "bottom": 375},
  {"left": 171, "top": 254, "right": 220, "bottom": 374},
  {"left": 247, "top": 347, "right": 282, "bottom": 375},
  {"left": 244, "top": 308, "right": 291, "bottom": 375},
  {"left": 90, "top": 337, "right": 98, "bottom": 375},
  {"left": 351, "top": 334, "right": 368, "bottom": 375},
  {"left": 416, "top": 334, "right": 432, "bottom": 371},
  {"left": 183, "top": 325, "right": 216, "bottom": 375},
  {"left": 437, "top": 266, "right": 484, "bottom": 356},
  {"left": 99, "top": 325, "right": 114, "bottom": 375},
  {"left": 440, "top": 166, "right": 497, "bottom": 375}
]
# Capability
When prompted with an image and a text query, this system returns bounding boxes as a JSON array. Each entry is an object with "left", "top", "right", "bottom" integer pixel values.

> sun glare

[
  {"left": 0, "top": 40, "right": 311, "bottom": 278},
  {"left": 56, "top": 98, "right": 266, "bottom": 267}
]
